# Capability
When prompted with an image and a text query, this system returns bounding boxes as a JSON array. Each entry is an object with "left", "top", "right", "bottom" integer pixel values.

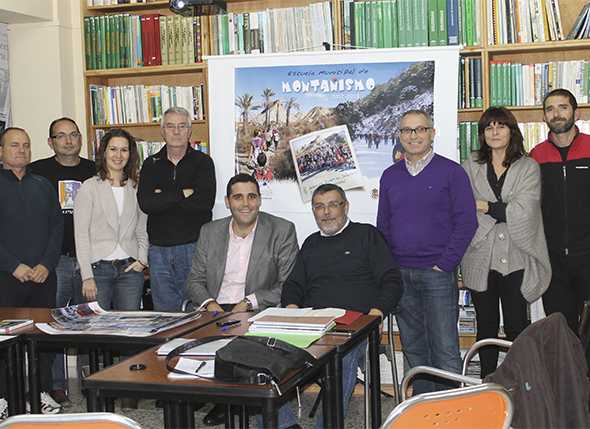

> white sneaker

[
  {"left": 40, "top": 392, "right": 61, "bottom": 414},
  {"left": 0, "top": 398, "right": 8, "bottom": 420},
  {"left": 24, "top": 392, "right": 62, "bottom": 415}
]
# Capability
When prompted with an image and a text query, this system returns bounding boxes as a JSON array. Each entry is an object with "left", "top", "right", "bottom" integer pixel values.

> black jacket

[
  {"left": 486, "top": 313, "right": 590, "bottom": 428},
  {"left": 530, "top": 131, "right": 590, "bottom": 257},
  {"left": 137, "top": 145, "right": 215, "bottom": 246},
  {"left": 0, "top": 169, "right": 63, "bottom": 273}
]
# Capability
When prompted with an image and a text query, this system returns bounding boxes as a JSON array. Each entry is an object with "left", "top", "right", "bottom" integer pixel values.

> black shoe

[{"left": 203, "top": 404, "right": 226, "bottom": 426}]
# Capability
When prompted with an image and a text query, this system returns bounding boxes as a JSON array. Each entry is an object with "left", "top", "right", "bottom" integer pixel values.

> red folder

[{"left": 335, "top": 310, "right": 362, "bottom": 325}]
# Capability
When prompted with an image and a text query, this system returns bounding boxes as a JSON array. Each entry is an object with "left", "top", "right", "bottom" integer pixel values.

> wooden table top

[{"left": 83, "top": 312, "right": 338, "bottom": 400}]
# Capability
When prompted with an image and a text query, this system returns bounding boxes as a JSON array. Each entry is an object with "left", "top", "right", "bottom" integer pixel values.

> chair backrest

[
  {"left": 382, "top": 383, "right": 513, "bottom": 429},
  {"left": 0, "top": 412, "right": 142, "bottom": 429}
]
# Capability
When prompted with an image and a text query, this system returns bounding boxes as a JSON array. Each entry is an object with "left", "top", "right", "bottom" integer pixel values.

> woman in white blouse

[{"left": 74, "top": 128, "right": 148, "bottom": 310}]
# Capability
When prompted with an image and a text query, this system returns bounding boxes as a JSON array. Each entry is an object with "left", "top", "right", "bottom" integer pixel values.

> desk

[
  {"left": 0, "top": 335, "right": 25, "bottom": 415},
  {"left": 84, "top": 312, "right": 337, "bottom": 429},
  {"left": 0, "top": 308, "right": 227, "bottom": 414},
  {"left": 315, "top": 315, "right": 382, "bottom": 428}
]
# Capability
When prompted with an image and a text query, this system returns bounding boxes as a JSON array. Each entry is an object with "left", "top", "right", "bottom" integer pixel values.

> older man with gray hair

[{"left": 138, "top": 107, "right": 216, "bottom": 311}]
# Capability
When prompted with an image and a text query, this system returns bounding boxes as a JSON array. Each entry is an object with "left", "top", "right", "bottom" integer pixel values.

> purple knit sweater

[{"left": 377, "top": 154, "right": 477, "bottom": 272}]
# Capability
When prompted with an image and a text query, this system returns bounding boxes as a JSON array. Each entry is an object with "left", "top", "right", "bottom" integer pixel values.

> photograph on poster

[
  {"left": 234, "top": 60, "right": 434, "bottom": 200},
  {"left": 290, "top": 125, "right": 363, "bottom": 202}
]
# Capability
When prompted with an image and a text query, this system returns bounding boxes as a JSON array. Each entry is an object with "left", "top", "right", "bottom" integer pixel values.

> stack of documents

[{"left": 247, "top": 307, "right": 345, "bottom": 348}]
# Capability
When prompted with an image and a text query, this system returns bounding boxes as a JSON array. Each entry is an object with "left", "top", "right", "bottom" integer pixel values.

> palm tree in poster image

[
  {"left": 235, "top": 93, "right": 258, "bottom": 136},
  {"left": 285, "top": 97, "right": 300, "bottom": 128},
  {"left": 261, "top": 88, "right": 276, "bottom": 128}
]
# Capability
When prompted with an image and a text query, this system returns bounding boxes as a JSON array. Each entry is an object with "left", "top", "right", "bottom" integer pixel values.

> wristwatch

[{"left": 243, "top": 297, "right": 253, "bottom": 311}]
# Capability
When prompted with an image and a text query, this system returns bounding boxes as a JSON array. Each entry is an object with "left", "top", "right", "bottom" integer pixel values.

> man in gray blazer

[{"left": 186, "top": 173, "right": 298, "bottom": 314}]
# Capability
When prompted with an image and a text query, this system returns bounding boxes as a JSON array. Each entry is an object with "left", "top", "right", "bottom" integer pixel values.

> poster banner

[
  {"left": 209, "top": 48, "right": 459, "bottom": 241},
  {"left": 0, "top": 23, "right": 10, "bottom": 132}
]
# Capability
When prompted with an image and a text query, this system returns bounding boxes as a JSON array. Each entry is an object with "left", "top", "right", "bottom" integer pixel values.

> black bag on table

[{"left": 165, "top": 335, "right": 317, "bottom": 389}]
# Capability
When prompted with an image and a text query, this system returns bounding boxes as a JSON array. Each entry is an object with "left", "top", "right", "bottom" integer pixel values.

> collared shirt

[
  {"left": 405, "top": 148, "right": 435, "bottom": 176},
  {"left": 320, "top": 218, "right": 350, "bottom": 237},
  {"left": 215, "top": 220, "right": 259, "bottom": 309}
]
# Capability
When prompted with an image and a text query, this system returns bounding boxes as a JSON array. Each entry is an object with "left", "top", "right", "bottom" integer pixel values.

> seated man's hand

[
  {"left": 206, "top": 301, "right": 224, "bottom": 313},
  {"left": 232, "top": 300, "right": 249, "bottom": 313},
  {"left": 368, "top": 308, "right": 384, "bottom": 335},
  {"left": 286, "top": 304, "right": 299, "bottom": 309},
  {"left": 30, "top": 264, "right": 49, "bottom": 283},
  {"left": 12, "top": 263, "right": 33, "bottom": 283}
]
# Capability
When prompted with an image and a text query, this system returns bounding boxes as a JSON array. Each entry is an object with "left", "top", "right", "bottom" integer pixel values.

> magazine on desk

[{"left": 35, "top": 302, "right": 201, "bottom": 337}]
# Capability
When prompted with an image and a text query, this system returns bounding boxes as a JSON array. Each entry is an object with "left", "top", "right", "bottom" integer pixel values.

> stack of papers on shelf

[{"left": 246, "top": 307, "right": 345, "bottom": 348}]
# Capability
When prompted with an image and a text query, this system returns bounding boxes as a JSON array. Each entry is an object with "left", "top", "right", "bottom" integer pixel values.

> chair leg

[
  {"left": 364, "top": 343, "right": 370, "bottom": 429},
  {"left": 387, "top": 316, "right": 400, "bottom": 405}
]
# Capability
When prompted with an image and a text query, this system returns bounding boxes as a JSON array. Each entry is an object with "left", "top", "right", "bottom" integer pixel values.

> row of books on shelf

[
  {"left": 459, "top": 120, "right": 590, "bottom": 161},
  {"left": 83, "top": 2, "right": 333, "bottom": 69},
  {"left": 489, "top": 60, "right": 590, "bottom": 107},
  {"left": 569, "top": 2, "right": 590, "bottom": 39},
  {"left": 342, "top": 0, "right": 480, "bottom": 49},
  {"left": 83, "top": 13, "right": 201, "bottom": 70},
  {"left": 458, "top": 56, "right": 483, "bottom": 109},
  {"left": 92, "top": 130, "right": 209, "bottom": 164},
  {"left": 205, "top": 2, "right": 333, "bottom": 56},
  {"left": 487, "top": 0, "right": 565, "bottom": 45},
  {"left": 89, "top": 84, "right": 204, "bottom": 126}
]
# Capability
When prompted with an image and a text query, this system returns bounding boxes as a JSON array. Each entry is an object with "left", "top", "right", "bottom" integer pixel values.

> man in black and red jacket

[{"left": 530, "top": 88, "right": 590, "bottom": 333}]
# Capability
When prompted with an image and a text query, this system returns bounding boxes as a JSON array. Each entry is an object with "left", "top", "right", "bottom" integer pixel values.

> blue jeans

[
  {"left": 148, "top": 242, "right": 196, "bottom": 312},
  {"left": 53, "top": 255, "right": 84, "bottom": 390},
  {"left": 396, "top": 267, "right": 461, "bottom": 395},
  {"left": 267, "top": 341, "right": 366, "bottom": 429},
  {"left": 91, "top": 259, "right": 143, "bottom": 311}
]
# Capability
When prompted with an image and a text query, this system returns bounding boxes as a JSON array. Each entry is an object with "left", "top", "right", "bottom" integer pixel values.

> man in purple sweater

[{"left": 377, "top": 110, "right": 477, "bottom": 394}]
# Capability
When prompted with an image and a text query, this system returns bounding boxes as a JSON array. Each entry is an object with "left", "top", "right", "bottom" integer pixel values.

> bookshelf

[
  {"left": 80, "top": 0, "right": 590, "bottom": 158},
  {"left": 81, "top": 0, "right": 210, "bottom": 157}
]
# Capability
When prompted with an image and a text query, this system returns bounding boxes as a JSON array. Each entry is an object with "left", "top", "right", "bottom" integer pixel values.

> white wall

[{"left": 5, "top": 0, "right": 87, "bottom": 159}]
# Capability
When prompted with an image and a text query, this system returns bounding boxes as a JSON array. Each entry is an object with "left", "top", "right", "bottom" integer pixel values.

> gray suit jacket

[
  {"left": 186, "top": 211, "right": 299, "bottom": 309},
  {"left": 74, "top": 176, "right": 148, "bottom": 281}
]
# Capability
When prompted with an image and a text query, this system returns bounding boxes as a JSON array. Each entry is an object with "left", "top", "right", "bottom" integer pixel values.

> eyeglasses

[
  {"left": 51, "top": 131, "right": 81, "bottom": 141},
  {"left": 399, "top": 126, "right": 432, "bottom": 136},
  {"left": 163, "top": 123, "right": 191, "bottom": 131},
  {"left": 312, "top": 201, "right": 345, "bottom": 211}
]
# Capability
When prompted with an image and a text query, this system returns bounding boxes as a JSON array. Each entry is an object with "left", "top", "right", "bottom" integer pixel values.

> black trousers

[
  {"left": 543, "top": 252, "right": 590, "bottom": 334},
  {"left": 471, "top": 269, "right": 528, "bottom": 377},
  {"left": 0, "top": 270, "right": 57, "bottom": 396}
]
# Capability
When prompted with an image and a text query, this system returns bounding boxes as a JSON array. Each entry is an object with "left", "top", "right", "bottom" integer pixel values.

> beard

[{"left": 548, "top": 116, "right": 575, "bottom": 134}]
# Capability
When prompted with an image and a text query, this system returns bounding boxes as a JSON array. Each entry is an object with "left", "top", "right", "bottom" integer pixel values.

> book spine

[
  {"left": 437, "top": 0, "right": 447, "bottom": 45},
  {"left": 428, "top": 0, "right": 438, "bottom": 46},
  {"left": 447, "top": 0, "right": 459, "bottom": 44}
]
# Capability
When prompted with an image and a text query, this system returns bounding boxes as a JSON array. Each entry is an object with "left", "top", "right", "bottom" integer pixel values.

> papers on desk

[
  {"left": 0, "top": 335, "right": 17, "bottom": 342},
  {"left": 167, "top": 358, "right": 215, "bottom": 379},
  {"left": 35, "top": 302, "right": 201, "bottom": 337},
  {"left": 247, "top": 307, "right": 345, "bottom": 322},
  {"left": 0, "top": 319, "right": 33, "bottom": 334},
  {"left": 246, "top": 307, "right": 344, "bottom": 348},
  {"left": 156, "top": 338, "right": 233, "bottom": 356}
]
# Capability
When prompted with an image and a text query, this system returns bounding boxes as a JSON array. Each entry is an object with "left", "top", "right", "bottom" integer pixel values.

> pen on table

[
  {"left": 195, "top": 361, "right": 206, "bottom": 374},
  {"left": 221, "top": 322, "right": 241, "bottom": 332}
]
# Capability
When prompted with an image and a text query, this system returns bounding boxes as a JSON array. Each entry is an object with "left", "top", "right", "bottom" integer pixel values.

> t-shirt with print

[{"left": 29, "top": 156, "right": 96, "bottom": 256}]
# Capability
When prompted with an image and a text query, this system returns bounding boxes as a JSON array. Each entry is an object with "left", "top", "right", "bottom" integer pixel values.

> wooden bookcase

[
  {"left": 458, "top": 0, "right": 590, "bottom": 124},
  {"left": 80, "top": 0, "right": 590, "bottom": 157},
  {"left": 81, "top": 0, "right": 209, "bottom": 156}
]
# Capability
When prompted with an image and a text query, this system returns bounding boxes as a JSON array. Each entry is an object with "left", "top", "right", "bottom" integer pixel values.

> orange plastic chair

[
  {"left": 381, "top": 366, "right": 513, "bottom": 429},
  {"left": 0, "top": 412, "right": 142, "bottom": 429}
]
